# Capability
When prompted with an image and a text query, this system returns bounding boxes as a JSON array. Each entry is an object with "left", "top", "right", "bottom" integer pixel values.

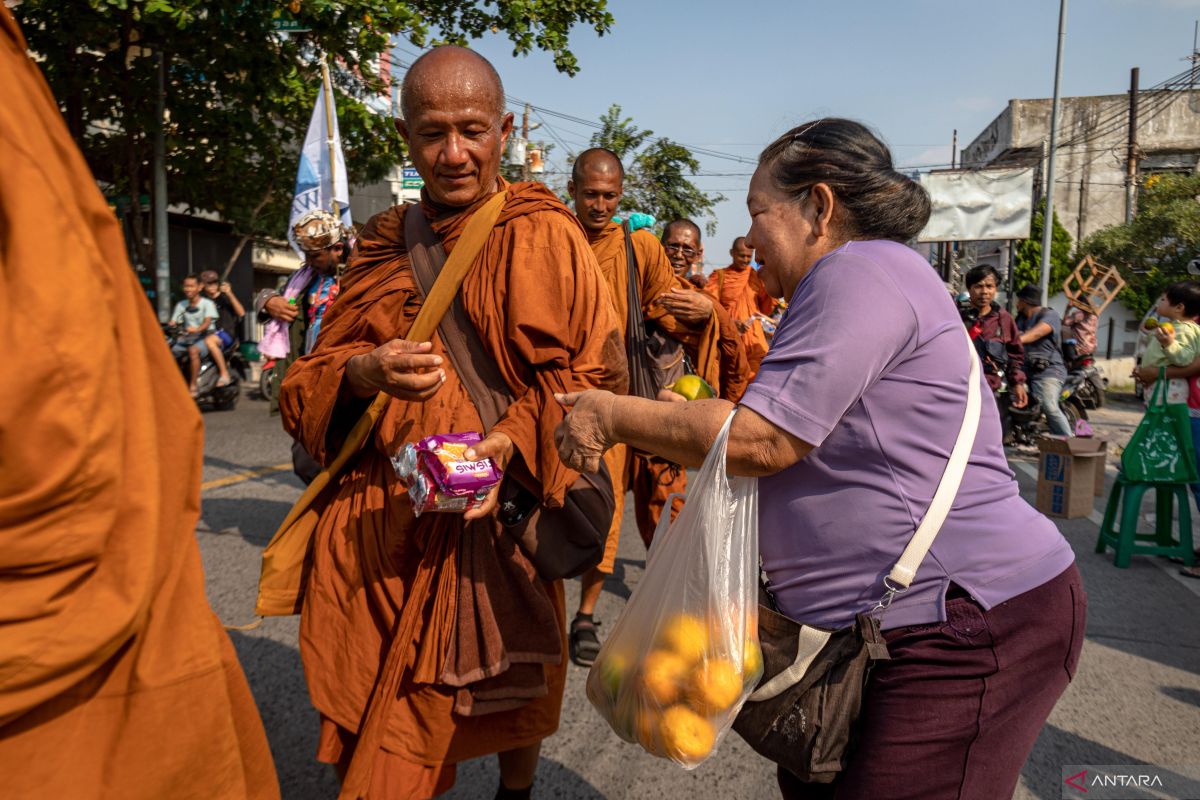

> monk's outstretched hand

[
  {"left": 463, "top": 431, "right": 514, "bottom": 521},
  {"left": 553, "top": 390, "right": 617, "bottom": 473},
  {"left": 345, "top": 340, "right": 445, "bottom": 400},
  {"left": 655, "top": 287, "right": 713, "bottom": 326}
]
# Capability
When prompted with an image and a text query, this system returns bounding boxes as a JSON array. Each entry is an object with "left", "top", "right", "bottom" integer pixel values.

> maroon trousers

[{"left": 780, "top": 564, "right": 1086, "bottom": 800}]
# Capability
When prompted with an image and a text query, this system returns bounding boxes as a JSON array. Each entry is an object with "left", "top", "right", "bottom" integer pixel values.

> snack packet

[{"left": 391, "top": 431, "right": 502, "bottom": 516}]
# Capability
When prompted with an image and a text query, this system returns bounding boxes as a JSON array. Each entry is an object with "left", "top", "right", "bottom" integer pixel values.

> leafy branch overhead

[
  {"left": 1078, "top": 172, "right": 1200, "bottom": 318},
  {"left": 584, "top": 104, "right": 724, "bottom": 237},
  {"left": 14, "top": 0, "right": 614, "bottom": 268}
]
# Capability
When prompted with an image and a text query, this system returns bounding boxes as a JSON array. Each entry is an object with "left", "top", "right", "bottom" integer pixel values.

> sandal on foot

[
  {"left": 1180, "top": 567, "right": 1200, "bottom": 580},
  {"left": 217, "top": 375, "right": 232, "bottom": 387},
  {"left": 569, "top": 617, "right": 601, "bottom": 667}
]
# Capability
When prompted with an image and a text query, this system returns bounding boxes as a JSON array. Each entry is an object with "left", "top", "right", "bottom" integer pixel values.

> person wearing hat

[
  {"left": 199, "top": 269, "right": 245, "bottom": 388},
  {"left": 254, "top": 208, "right": 349, "bottom": 482},
  {"left": 1015, "top": 284, "right": 1072, "bottom": 437}
]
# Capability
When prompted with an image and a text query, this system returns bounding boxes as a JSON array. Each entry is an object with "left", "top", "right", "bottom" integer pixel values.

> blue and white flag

[{"left": 288, "top": 83, "right": 352, "bottom": 256}]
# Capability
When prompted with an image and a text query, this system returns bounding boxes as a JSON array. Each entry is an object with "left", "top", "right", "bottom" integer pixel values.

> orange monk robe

[
  {"left": 705, "top": 265, "right": 779, "bottom": 375},
  {"left": 586, "top": 222, "right": 722, "bottom": 552},
  {"left": 0, "top": 9, "right": 278, "bottom": 799},
  {"left": 706, "top": 294, "right": 752, "bottom": 402},
  {"left": 279, "top": 182, "right": 626, "bottom": 797}
]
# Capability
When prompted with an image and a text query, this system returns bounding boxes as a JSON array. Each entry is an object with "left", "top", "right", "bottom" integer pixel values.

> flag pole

[{"left": 320, "top": 53, "right": 340, "bottom": 219}]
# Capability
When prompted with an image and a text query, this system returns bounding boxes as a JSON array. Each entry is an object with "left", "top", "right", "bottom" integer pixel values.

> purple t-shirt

[{"left": 739, "top": 240, "right": 1075, "bottom": 630}]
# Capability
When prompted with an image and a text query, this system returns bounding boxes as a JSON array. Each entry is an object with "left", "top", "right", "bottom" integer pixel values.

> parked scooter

[
  {"left": 259, "top": 357, "right": 277, "bottom": 402},
  {"left": 163, "top": 324, "right": 247, "bottom": 410}
]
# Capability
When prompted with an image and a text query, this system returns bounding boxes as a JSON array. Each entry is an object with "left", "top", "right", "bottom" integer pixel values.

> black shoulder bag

[{"left": 622, "top": 222, "right": 689, "bottom": 399}]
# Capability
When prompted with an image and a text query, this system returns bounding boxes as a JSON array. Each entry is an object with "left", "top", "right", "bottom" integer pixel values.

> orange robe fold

[
  {"left": 705, "top": 265, "right": 778, "bottom": 375},
  {"left": 586, "top": 222, "right": 722, "bottom": 551},
  {"left": 0, "top": 8, "right": 278, "bottom": 799},
  {"left": 278, "top": 182, "right": 625, "bottom": 795},
  {"left": 708, "top": 295, "right": 752, "bottom": 402}
]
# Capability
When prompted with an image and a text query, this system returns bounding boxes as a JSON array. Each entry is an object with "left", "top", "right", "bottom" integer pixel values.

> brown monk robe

[
  {"left": 660, "top": 219, "right": 752, "bottom": 402},
  {"left": 0, "top": 8, "right": 278, "bottom": 799},
  {"left": 705, "top": 236, "right": 779, "bottom": 376},
  {"left": 278, "top": 47, "right": 625, "bottom": 799}
]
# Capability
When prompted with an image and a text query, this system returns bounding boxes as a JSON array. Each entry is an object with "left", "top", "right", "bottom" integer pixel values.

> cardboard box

[{"left": 1035, "top": 436, "right": 1108, "bottom": 519}]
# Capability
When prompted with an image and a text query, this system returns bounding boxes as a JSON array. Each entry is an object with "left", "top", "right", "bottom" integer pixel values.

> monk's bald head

[
  {"left": 400, "top": 46, "right": 505, "bottom": 122},
  {"left": 571, "top": 148, "right": 625, "bottom": 184},
  {"left": 663, "top": 219, "right": 702, "bottom": 242},
  {"left": 730, "top": 236, "right": 754, "bottom": 270}
]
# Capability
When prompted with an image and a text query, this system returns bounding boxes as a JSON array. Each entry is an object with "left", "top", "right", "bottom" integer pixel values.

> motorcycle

[
  {"left": 163, "top": 324, "right": 247, "bottom": 410},
  {"left": 1063, "top": 352, "right": 1106, "bottom": 411},
  {"left": 259, "top": 357, "right": 278, "bottom": 402},
  {"left": 1004, "top": 377, "right": 1088, "bottom": 447}
]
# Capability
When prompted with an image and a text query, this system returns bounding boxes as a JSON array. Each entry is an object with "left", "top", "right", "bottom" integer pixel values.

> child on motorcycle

[{"left": 169, "top": 274, "right": 219, "bottom": 396}]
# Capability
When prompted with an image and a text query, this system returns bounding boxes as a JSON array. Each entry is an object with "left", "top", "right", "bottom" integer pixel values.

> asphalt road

[{"left": 196, "top": 391, "right": 1200, "bottom": 799}]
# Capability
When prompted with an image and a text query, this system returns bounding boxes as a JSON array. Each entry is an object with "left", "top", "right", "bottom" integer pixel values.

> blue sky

[{"left": 400, "top": 0, "right": 1200, "bottom": 269}]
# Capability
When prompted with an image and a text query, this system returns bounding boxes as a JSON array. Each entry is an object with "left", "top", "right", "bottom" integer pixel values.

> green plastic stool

[{"left": 1095, "top": 474, "right": 1196, "bottom": 568}]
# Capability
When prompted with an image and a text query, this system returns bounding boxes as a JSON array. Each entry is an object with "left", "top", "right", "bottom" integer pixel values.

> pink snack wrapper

[{"left": 390, "top": 431, "right": 503, "bottom": 517}]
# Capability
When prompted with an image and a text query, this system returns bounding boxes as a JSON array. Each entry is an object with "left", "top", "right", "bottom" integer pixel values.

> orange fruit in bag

[
  {"left": 596, "top": 650, "right": 631, "bottom": 704},
  {"left": 640, "top": 650, "right": 689, "bottom": 705},
  {"left": 660, "top": 705, "right": 716, "bottom": 762},
  {"left": 658, "top": 614, "right": 709, "bottom": 664},
  {"left": 688, "top": 657, "right": 743, "bottom": 714},
  {"left": 743, "top": 638, "right": 764, "bottom": 683}
]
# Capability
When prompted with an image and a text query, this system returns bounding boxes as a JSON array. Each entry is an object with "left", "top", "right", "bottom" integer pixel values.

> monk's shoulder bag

[
  {"left": 405, "top": 204, "right": 612, "bottom": 581},
  {"left": 622, "top": 221, "right": 689, "bottom": 399},
  {"left": 732, "top": 327, "right": 982, "bottom": 784}
]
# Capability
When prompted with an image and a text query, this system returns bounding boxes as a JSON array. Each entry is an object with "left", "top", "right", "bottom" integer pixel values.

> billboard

[{"left": 917, "top": 167, "right": 1035, "bottom": 242}]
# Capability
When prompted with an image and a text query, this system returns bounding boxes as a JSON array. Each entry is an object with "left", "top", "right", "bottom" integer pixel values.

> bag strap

[
  {"left": 1151, "top": 366, "right": 1168, "bottom": 409},
  {"left": 882, "top": 326, "right": 982, "bottom": 596},
  {"left": 268, "top": 191, "right": 507, "bottom": 538},
  {"left": 405, "top": 202, "right": 514, "bottom": 430},
  {"left": 623, "top": 221, "right": 647, "bottom": 354}
]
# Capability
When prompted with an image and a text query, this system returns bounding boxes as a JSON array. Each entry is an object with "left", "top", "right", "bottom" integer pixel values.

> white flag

[{"left": 288, "top": 83, "right": 352, "bottom": 255}]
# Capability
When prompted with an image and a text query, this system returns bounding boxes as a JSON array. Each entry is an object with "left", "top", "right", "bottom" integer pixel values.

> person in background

[
  {"left": 566, "top": 149, "right": 721, "bottom": 667},
  {"left": 1016, "top": 284, "right": 1073, "bottom": 437},
  {"left": 0, "top": 7, "right": 278, "bottom": 796},
  {"left": 660, "top": 218, "right": 752, "bottom": 403},
  {"left": 705, "top": 236, "right": 779, "bottom": 375},
  {"left": 1061, "top": 301, "right": 1098, "bottom": 365},
  {"left": 254, "top": 209, "right": 347, "bottom": 483},
  {"left": 170, "top": 274, "right": 220, "bottom": 396},
  {"left": 961, "top": 265, "right": 1027, "bottom": 439},
  {"left": 199, "top": 269, "right": 245, "bottom": 387}
]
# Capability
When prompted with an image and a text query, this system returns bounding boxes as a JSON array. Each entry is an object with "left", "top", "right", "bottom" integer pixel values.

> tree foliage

[
  {"left": 582, "top": 104, "right": 723, "bottom": 236},
  {"left": 1011, "top": 198, "right": 1074, "bottom": 293},
  {"left": 14, "top": 0, "right": 613, "bottom": 268},
  {"left": 1078, "top": 172, "right": 1200, "bottom": 318}
]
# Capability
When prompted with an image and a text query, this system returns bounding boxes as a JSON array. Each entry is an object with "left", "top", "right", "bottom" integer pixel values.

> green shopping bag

[{"left": 1121, "top": 368, "right": 1199, "bottom": 483}]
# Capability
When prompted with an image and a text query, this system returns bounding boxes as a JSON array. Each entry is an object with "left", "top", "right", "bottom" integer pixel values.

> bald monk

[
  {"left": 660, "top": 219, "right": 752, "bottom": 402},
  {"left": 0, "top": 8, "right": 278, "bottom": 799},
  {"left": 278, "top": 47, "right": 626, "bottom": 799},
  {"left": 565, "top": 148, "right": 722, "bottom": 667},
  {"left": 705, "top": 236, "right": 779, "bottom": 375}
]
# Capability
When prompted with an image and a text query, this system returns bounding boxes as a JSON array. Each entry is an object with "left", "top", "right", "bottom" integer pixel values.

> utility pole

[
  {"left": 1040, "top": 0, "right": 1068, "bottom": 307},
  {"left": 153, "top": 50, "right": 170, "bottom": 322},
  {"left": 1077, "top": 175, "right": 1087, "bottom": 242},
  {"left": 1124, "top": 67, "right": 1140, "bottom": 223},
  {"left": 522, "top": 103, "right": 531, "bottom": 181}
]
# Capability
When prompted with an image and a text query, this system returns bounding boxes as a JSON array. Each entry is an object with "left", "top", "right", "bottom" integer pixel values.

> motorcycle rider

[
  {"left": 254, "top": 209, "right": 348, "bottom": 483},
  {"left": 169, "top": 274, "right": 219, "bottom": 397},
  {"left": 1016, "top": 284, "right": 1073, "bottom": 437},
  {"left": 961, "top": 266, "right": 1028, "bottom": 438},
  {"left": 198, "top": 269, "right": 245, "bottom": 388}
]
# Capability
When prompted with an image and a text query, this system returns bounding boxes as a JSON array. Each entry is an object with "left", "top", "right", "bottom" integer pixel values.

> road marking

[
  {"left": 201, "top": 463, "right": 292, "bottom": 491},
  {"left": 1013, "top": 460, "right": 1200, "bottom": 598}
]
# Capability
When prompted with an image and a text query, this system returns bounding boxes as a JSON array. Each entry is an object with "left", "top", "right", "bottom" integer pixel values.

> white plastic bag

[{"left": 586, "top": 410, "right": 761, "bottom": 768}]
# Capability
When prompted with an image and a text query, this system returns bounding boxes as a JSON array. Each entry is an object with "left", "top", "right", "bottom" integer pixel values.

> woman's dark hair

[
  {"left": 964, "top": 265, "right": 1001, "bottom": 289},
  {"left": 1165, "top": 280, "right": 1200, "bottom": 318},
  {"left": 758, "top": 118, "right": 932, "bottom": 243}
]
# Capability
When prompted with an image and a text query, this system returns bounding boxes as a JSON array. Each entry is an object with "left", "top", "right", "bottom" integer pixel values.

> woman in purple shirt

[{"left": 556, "top": 119, "right": 1084, "bottom": 799}]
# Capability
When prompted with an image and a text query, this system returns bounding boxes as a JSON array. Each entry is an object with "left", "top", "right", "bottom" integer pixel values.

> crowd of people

[{"left": 3, "top": 9, "right": 1092, "bottom": 798}]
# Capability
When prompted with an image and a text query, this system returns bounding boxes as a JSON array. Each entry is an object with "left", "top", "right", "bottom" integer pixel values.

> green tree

[
  {"left": 14, "top": 0, "right": 613, "bottom": 270},
  {"left": 1078, "top": 172, "right": 1200, "bottom": 318},
  {"left": 580, "top": 104, "right": 723, "bottom": 235},
  {"left": 1011, "top": 198, "right": 1074, "bottom": 293}
]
